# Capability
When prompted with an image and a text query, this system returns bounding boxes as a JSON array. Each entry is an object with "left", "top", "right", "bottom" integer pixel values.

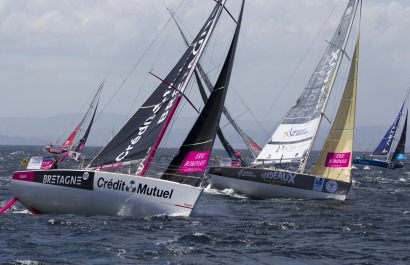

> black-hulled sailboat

[
  {"left": 353, "top": 91, "right": 408, "bottom": 169},
  {"left": 209, "top": 0, "right": 361, "bottom": 200},
  {"left": 5, "top": 0, "right": 243, "bottom": 216}
]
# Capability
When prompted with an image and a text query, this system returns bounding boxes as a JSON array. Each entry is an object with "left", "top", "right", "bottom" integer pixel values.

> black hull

[{"left": 208, "top": 166, "right": 351, "bottom": 200}]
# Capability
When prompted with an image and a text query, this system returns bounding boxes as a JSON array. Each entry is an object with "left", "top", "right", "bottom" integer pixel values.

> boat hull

[
  {"left": 11, "top": 169, "right": 203, "bottom": 217},
  {"left": 208, "top": 166, "right": 351, "bottom": 200},
  {"left": 352, "top": 158, "right": 403, "bottom": 169}
]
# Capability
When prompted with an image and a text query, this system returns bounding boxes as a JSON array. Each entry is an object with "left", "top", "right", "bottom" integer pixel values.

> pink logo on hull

[
  {"left": 12, "top": 171, "right": 35, "bottom": 182},
  {"left": 325, "top": 152, "right": 351, "bottom": 168},
  {"left": 179, "top": 151, "right": 210, "bottom": 173}
]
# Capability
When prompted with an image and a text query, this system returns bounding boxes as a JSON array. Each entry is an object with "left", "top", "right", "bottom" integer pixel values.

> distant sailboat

[
  {"left": 43, "top": 79, "right": 104, "bottom": 161},
  {"left": 353, "top": 90, "right": 409, "bottom": 169},
  {"left": 208, "top": 0, "right": 361, "bottom": 200},
  {"left": 6, "top": 0, "right": 244, "bottom": 216}
]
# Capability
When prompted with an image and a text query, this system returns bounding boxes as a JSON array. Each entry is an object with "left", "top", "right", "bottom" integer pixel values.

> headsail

[
  {"left": 87, "top": 1, "right": 226, "bottom": 171},
  {"left": 311, "top": 37, "right": 359, "bottom": 183},
  {"left": 172, "top": 13, "right": 261, "bottom": 159},
  {"left": 194, "top": 71, "right": 236, "bottom": 159},
  {"left": 392, "top": 110, "right": 408, "bottom": 162},
  {"left": 256, "top": 0, "right": 360, "bottom": 173},
  {"left": 61, "top": 124, "right": 80, "bottom": 147},
  {"left": 161, "top": 0, "right": 245, "bottom": 186},
  {"left": 75, "top": 101, "right": 98, "bottom": 153}
]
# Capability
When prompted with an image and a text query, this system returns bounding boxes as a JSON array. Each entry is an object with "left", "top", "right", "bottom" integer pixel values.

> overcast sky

[{"left": 1, "top": 0, "right": 409, "bottom": 130}]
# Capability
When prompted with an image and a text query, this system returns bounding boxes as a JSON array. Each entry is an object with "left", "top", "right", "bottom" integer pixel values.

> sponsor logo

[
  {"left": 313, "top": 177, "right": 324, "bottom": 192},
  {"left": 34, "top": 171, "right": 94, "bottom": 190},
  {"left": 260, "top": 171, "right": 296, "bottom": 184},
  {"left": 325, "top": 180, "right": 338, "bottom": 193},
  {"left": 283, "top": 128, "right": 309, "bottom": 139},
  {"left": 237, "top": 169, "right": 256, "bottom": 178},
  {"left": 325, "top": 152, "right": 351, "bottom": 168},
  {"left": 275, "top": 145, "right": 296, "bottom": 153},
  {"left": 115, "top": 7, "right": 220, "bottom": 164},
  {"left": 179, "top": 151, "right": 210, "bottom": 173},
  {"left": 97, "top": 178, "right": 174, "bottom": 199},
  {"left": 317, "top": 50, "right": 340, "bottom": 110}
]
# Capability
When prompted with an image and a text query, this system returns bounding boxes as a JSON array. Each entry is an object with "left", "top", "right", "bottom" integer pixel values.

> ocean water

[{"left": 1, "top": 145, "right": 410, "bottom": 264}]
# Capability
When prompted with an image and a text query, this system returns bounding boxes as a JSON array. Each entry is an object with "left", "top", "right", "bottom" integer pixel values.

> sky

[{"left": 1, "top": 0, "right": 410, "bottom": 131}]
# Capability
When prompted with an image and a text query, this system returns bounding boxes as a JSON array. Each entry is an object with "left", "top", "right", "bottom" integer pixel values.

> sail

[
  {"left": 196, "top": 57, "right": 262, "bottom": 158},
  {"left": 61, "top": 78, "right": 105, "bottom": 148},
  {"left": 75, "top": 102, "right": 98, "bottom": 153},
  {"left": 194, "top": 71, "right": 236, "bottom": 158},
  {"left": 173, "top": 15, "right": 261, "bottom": 159},
  {"left": 256, "top": 0, "right": 359, "bottom": 167},
  {"left": 161, "top": 0, "right": 244, "bottom": 186},
  {"left": 311, "top": 37, "right": 359, "bottom": 183},
  {"left": 392, "top": 110, "right": 408, "bottom": 162},
  {"left": 62, "top": 125, "right": 80, "bottom": 147},
  {"left": 87, "top": 1, "right": 226, "bottom": 170},
  {"left": 372, "top": 102, "right": 405, "bottom": 157}
]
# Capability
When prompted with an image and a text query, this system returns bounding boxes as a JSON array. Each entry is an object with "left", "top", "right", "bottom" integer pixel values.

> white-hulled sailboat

[
  {"left": 3, "top": 0, "right": 244, "bottom": 216},
  {"left": 208, "top": 0, "right": 361, "bottom": 200}
]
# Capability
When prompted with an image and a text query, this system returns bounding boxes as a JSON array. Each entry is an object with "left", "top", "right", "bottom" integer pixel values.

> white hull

[
  {"left": 12, "top": 169, "right": 203, "bottom": 217},
  {"left": 209, "top": 174, "right": 346, "bottom": 200}
]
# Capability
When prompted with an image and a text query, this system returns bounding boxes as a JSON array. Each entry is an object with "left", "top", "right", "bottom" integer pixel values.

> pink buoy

[{"left": 0, "top": 197, "right": 17, "bottom": 213}]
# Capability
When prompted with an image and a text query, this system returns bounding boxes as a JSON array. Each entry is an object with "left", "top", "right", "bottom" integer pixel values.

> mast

[{"left": 161, "top": 0, "right": 245, "bottom": 186}]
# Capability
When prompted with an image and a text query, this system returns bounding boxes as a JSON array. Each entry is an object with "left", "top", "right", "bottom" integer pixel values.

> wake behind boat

[
  {"left": 4, "top": 0, "right": 244, "bottom": 217},
  {"left": 208, "top": 0, "right": 361, "bottom": 201},
  {"left": 353, "top": 90, "right": 409, "bottom": 169}
]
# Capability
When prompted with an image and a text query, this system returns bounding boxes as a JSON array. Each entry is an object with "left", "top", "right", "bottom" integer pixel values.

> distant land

[{"left": 0, "top": 113, "right": 403, "bottom": 152}]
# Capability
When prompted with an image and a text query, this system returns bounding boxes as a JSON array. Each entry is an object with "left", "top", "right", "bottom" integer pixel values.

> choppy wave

[{"left": 1, "top": 146, "right": 410, "bottom": 264}]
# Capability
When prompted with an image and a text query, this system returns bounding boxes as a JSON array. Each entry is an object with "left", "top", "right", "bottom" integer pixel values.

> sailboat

[
  {"left": 43, "top": 79, "right": 105, "bottom": 161},
  {"left": 353, "top": 91, "right": 408, "bottom": 169},
  {"left": 208, "top": 0, "right": 361, "bottom": 200},
  {"left": 4, "top": 0, "right": 243, "bottom": 216}
]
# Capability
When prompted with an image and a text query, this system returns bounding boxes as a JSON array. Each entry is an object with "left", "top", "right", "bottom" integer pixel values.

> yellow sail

[{"left": 311, "top": 37, "right": 359, "bottom": 183}]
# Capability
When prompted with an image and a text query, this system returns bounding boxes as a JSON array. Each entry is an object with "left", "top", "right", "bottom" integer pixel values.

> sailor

[{"left": 52, "top": 155, "right": 58, "bottom": 169}]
